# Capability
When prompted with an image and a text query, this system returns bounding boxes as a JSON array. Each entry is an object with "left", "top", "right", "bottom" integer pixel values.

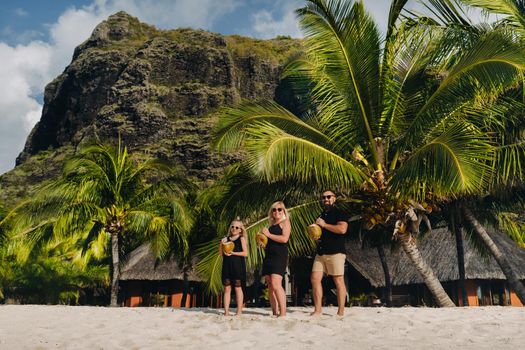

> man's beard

[{"left": 323, "top": 202, "right": 335, "bottom": 211}]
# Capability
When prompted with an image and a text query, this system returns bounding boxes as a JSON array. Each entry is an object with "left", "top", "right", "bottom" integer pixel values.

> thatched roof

[
  {"left": 120, "top": 244, "right": 203, "bottom": 282},
  {"left": 345, "top": 228, "right": 525, "bottom": 287},
  {"left": 345, "top": 239, "right": 396, "bottom": 288}
]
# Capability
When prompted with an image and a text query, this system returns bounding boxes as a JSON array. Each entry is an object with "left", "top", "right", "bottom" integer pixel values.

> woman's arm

[
  {"left": 263, "top": 220, "right": 291, "bottom": 243},
  {"left": 232, "top": 236, "right": 248, "bottom": 257}
]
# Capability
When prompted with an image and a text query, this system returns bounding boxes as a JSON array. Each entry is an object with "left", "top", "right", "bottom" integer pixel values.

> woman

[
  {"left": 220, "top": 218, "right": 248, "bottom": 316},
  {"left": 261, "top": 201, "right": 291, "bottom": 317}
]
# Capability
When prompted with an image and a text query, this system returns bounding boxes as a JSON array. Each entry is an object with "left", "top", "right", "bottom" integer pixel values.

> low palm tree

[
  {"left": 6, "top": 142, "right": 193, "bottom": 306},
  {"left": 0, "top": 233, "right": 108, "bottom": 304},
  {"left": 211, "top": 0, "right": 525, "bottom": 307}
]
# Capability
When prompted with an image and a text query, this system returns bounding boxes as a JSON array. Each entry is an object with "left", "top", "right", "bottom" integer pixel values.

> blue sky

[{"left": 0, "top": 0, "right": 490, "bottom": 175}]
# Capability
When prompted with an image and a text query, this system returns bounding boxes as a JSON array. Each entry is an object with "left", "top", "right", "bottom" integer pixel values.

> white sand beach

[{"left": 0, "top": 305, "right": 523, "bottom": 350}]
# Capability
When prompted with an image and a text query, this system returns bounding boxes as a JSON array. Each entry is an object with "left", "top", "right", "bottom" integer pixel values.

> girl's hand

[{"left": 262, "top": 227, "right": 270, "bottom": 237}]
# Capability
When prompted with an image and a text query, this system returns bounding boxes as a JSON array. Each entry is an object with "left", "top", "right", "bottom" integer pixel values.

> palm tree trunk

[
  {"left": 451, "top": 212, "right": 468, "bottom": 306},
  {"left": 461, "top": 205, "right": 525, "bottom": 305},
  {"left": 376, "top": 245, "right": 392, "bottom": 307},
  {"left": 181, "top": 269, "right": 190, "bottom": 308},
  {"left": 397, "top": 232, "right": 455, "bottom": 307},
  {"left": 110, "top": 231, "right": 120, "bottom": 307}
]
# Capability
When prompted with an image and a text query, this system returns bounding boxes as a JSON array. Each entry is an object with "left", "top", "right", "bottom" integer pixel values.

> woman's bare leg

[
  {"left": 234, "top": 284, "right": 244, "bottom": 315},
  {"left": 271, "top": 274, "right": 286, "bottom": 317},
  {"left": 265, "top": 275, "right": 278, "bottom": 315},
  {"left": 223, "top": 285, "right": 231, "bottom": 316}
]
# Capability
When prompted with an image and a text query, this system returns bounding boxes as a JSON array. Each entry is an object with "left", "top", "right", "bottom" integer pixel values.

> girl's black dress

[
  {"left": 221, "top": 236, "right": 246, "bottom": 285},
  {"left": 261, "top": 223, "right": 288, "bottom": 276}
]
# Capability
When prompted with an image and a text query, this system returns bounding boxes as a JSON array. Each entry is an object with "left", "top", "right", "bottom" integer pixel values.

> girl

[{"left": 220, "top": 218, "right": 248, "bottom": 316}]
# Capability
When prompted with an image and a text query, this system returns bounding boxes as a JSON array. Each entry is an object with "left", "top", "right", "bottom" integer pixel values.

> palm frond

[
  {"left": 297, "top": 0, "right": 382, "bottom": 167},
  {"left": 391, "top": 122, "right": 493, "bottom": 198},
  {"left": 244, "top": 122, "right": 366, "bottom": 188},
  {"left": 403, "top": 28, "right": 525, "bottom": 146},
  {"left": 214, "top": 100, "right": 330, "bottom": 153}
]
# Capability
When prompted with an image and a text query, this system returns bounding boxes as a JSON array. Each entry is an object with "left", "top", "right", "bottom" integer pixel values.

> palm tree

[
  {"left": 0, "top": 233, "right": 108, "bottom": 304},
  {"left": 6, "top": 142, "right": 193, "bottom": 306},
  {"left": 418, "top": 0, "right": 525, "bottom": 305},
  {"left": 211, "top": 0, "right": 525, "bottom": 307}
]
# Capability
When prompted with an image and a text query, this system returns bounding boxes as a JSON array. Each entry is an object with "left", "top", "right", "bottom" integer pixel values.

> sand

[{"left": 0, "top": 305, "right": 523, "bottom": 349}]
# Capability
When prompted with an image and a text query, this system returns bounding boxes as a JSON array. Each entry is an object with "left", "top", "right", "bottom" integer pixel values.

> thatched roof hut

[
  {"left": 391, "top": 228, "right": 525, "bottom": 285},
  {"left": 345, "top": 239, "right": 393, "bottom": 288},
  {"left": 120, "top": 243, "right": 202, "bottom": 282},
  {"left": 345, "top": 228, "right": 525, "bottom": 288}
]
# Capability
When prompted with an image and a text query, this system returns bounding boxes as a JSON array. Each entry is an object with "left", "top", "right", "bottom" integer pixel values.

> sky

[{"left": 0, "top": 0, "right": 490, "bottom": 175}]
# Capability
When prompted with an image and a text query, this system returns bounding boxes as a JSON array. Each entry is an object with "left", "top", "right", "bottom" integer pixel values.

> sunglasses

[
  {"left": 321, "top": 195, "right": 334, "bottom": 200},
  {"left": 272, "top": 207, "right": 284, "bottom": 212},
  {"left": 230, "top": 225, "right": 241, "bottom": 230}
]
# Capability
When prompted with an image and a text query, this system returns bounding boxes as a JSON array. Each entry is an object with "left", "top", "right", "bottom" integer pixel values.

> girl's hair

[
  {"left": 267, "top": 201, "right": 289, "bottom": 225},
  {"left": 228, "top": 218, "right": 247, "bottom": 238}
]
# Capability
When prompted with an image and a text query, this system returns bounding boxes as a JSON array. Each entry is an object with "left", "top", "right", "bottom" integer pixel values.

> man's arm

[{"left": 315, "top": 218, "right": 348, "bottom": 234}]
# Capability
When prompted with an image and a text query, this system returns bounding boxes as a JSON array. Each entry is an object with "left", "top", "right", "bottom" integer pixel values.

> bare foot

[
  {"left": 235, "top": 312, "right": 242, "bottom": 316},
  {"left": 223, "top": 312, "right": 230, "bottom": 316},
  {"left": 310, "top": 311, "right": 322, "bottom": 317}
]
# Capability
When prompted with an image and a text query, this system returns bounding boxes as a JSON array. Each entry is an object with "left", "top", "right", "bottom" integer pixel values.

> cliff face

[{"left": 0, "top": 12, "right": 302, "bottom": 205}]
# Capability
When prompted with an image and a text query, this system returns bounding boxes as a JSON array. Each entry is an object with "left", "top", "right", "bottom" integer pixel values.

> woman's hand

[{"left": 262, "top": 227, "right": 271, "bottom": 237}]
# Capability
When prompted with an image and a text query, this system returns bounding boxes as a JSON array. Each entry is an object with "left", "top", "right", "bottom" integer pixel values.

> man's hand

[{"left": 315, "top": 218, "right": 326, "bottom": 228}]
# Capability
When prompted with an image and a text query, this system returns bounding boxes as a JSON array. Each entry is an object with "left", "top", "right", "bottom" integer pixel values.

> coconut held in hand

[
  {"left": 256, "top": 233, "right": 268, "bottom": 248},
  {"left": 222, "top": 241, "right": 235, "bottom": 254},
  {"left": 308, "top": 223, "right": 322, "bottom": 240}
]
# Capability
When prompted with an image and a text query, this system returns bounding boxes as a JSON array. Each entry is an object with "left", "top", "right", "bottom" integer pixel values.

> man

[{"left": 311, "top": 190, "right": 349, "bottom": 317}]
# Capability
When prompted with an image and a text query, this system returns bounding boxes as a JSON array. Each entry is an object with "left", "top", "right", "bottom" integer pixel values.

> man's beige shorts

[{"left": 312, "top": 253, "right": 346, "bottom": 276}]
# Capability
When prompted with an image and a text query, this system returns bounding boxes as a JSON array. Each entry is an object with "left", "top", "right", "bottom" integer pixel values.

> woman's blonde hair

[
  {"left": 267, "top": 201, "right": 289, "bottom": 226},
  {"left": 228, "top": 218, "right": 247, "bottom": 238}
]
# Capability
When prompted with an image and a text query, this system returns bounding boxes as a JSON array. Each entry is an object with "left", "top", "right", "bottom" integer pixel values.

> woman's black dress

[
  {"left": 221, "top": 236, "right": 246, "bottom": 286},
  {"left": 261, "top": 223, "right": 288, "bottom": 276}
]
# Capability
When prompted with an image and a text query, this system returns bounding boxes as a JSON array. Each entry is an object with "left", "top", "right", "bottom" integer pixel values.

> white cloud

[
  {"left": 0, "top": 41, "right": 50, "bottom": 173},
  {"left": 251, "top": 0, "right": 302, "bottom": 39},
  {"left": 14, "top": 8, "right": 28, "bottom": 17},
  {"left": 0, "top": 0, "right": 241, "bottom": 174}
]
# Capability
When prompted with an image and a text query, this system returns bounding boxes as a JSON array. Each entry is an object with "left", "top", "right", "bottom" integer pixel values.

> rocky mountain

[{"left": 0, "top": 12, "right": 302, "bottom": 206}]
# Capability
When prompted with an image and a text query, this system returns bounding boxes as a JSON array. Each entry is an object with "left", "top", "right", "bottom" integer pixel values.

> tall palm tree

[
  {"left": 419, "top": 0, "right": 525, "bottom": 304},
  {"left": 6, "top": 142, "right": 193, "bottom": 306},
  {"left": 211, "top": 0, "right": 525, "bottom": 307}
]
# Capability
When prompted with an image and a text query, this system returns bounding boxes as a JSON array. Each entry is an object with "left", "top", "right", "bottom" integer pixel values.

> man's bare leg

[
  {"left": 310, "top": 271, "right": 323, "bottom": 316},
  {"left": 333, "top": 275, "right": 346, "bottom": 316}
]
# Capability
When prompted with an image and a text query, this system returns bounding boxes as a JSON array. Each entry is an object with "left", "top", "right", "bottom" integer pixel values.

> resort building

[
  {"left": 344, "top": 227, "right": 525, "bottom": 307},
  {"left": 120, "top": 228, "right": 525, "bottom": 307}
]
